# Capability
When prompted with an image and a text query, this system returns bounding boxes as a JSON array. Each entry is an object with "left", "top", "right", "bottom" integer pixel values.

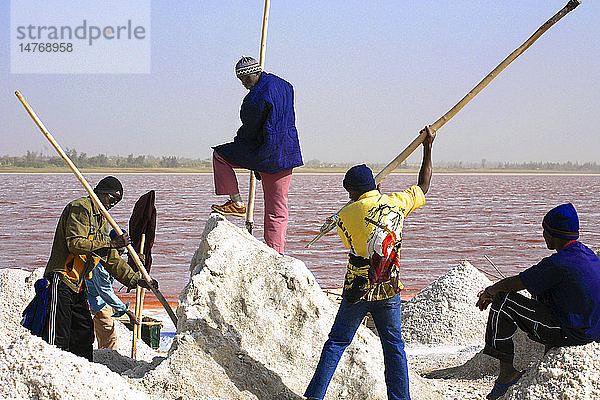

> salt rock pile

[
  {"left": 401, "top": 260, "right": 491, "bottom": 345},
  {"left": 0, "top": 268, "right": 151, "bottom": 400},
  {"left": 0, "top": 268, "right": 43, "bottom": 346},
  {"left": 139, "top": 214, "right": 432, "bottom": 399},
  {"left": 504, "top": 342, "right": 600, "bottom": 399},
  {"left": 0, "top": 332, "right": 150, "bottom": 400}
]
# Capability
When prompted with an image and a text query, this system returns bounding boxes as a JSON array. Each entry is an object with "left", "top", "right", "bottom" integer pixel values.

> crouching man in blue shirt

[
  {"left": 476, "top": 203, "right": 600, "bottom": 400},
  {"left": 87, "top": 262, "right": 138, "bottom": 350},
  {"left": 86, "top": 231, "right": 139, "bottom": 350}
]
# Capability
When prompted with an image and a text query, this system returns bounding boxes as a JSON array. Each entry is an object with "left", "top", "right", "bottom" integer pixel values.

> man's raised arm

[{"left": 417, "top": 126, "right": 436, "bottom": 195}]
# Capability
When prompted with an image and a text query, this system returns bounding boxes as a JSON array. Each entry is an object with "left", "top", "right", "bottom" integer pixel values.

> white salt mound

[
  {"left": 141, "top": 214, "right": 435, "bottom": 400},
  {"left": 0, "top": 332, "right": 149, "bottom": 400},
  {"left": 401, "top": 260, "right": 491, "bottom": 345},
  {"left": 139, "top": 333, "right": 259, "bottom": 400},
  {"left": 0, "top": 268, "right": 161, "bottom": 399},
  {"left": 505, "top": 342, "right": 600, "bottom": 400},
  {"left": 0, "top": 268, "right": 44, "bottom": 346}
]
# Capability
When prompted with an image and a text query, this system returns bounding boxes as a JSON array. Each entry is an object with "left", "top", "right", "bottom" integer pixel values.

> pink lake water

[{"left": 1, "top": 173, "right": 599, "bottom": 311}]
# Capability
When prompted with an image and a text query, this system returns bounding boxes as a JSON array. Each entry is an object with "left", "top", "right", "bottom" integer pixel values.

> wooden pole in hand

[
  {"left": 132, "top": 233, "right": 146, "bottom": 359},
  {"left": 15, "top": 90, "right": 178, "bottom": 327},
  {"left": 137, "top": 287, "right": 146, "bottom": 345},
  {"left": 132, "top": 282, "right": 141, "bottom": 358},
  {"left": 245, "top": 0, "right": 271, "bottom": 234},
  {"left": 305, "top": 0, "right": 582, "bottom": 248}
]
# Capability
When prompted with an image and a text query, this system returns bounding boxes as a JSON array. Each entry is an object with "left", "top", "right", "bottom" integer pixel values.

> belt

[{"left": 348, "top": 253, "right": 370, "bottom": 267}]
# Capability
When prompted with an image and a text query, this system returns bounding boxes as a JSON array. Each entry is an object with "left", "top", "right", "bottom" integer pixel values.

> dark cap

[
  {"left": 94, "top": 176, "right": 123, "bottom": 201},
  {"left": 542, "top": 203, "right": 579, "bottom": 240},
  {"left": 343, "top": 164, "right": 376, "bottom": 193}
]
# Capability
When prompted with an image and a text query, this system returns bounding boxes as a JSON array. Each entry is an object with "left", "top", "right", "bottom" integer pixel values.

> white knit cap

[{"left": 235, "top": 56, "right": 262, "bottom": 77}]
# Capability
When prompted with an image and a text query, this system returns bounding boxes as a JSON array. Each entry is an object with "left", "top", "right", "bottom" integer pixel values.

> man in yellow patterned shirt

[{"left": 305, "top": 126, "right": 435, "bottom": 400}]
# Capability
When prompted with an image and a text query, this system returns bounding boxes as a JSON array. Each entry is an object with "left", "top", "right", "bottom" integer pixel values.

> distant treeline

[
  {"left": 0, "top": 150, "right": 210, "bottom": 169},
  {"left": 433, "top": 160, "right": 600, "bottom": 172},
  {"left": 303, "top": 159, "right": 600, "bottom": 172},
  {"left": 1, "top": 151, "right": 600, "bottom": 171}
]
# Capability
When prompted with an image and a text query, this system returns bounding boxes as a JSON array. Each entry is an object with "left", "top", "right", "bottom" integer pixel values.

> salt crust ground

[{"left": 0, "top": 225, "right": 598, "bottom": 399}]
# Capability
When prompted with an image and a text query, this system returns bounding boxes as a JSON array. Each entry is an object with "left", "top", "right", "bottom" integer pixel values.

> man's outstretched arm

[{"left": 417, "top": 126, "right": 436, "bottom": 195}]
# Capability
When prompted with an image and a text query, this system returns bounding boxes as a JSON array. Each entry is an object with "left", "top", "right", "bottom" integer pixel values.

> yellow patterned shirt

[{"left": 337, "top": 186, "right": 425, "bottom": 302}]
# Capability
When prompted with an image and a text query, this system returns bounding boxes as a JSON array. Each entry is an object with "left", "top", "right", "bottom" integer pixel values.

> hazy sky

[{"left": 1, "top": 1, "right": 599, "bottom": 164}]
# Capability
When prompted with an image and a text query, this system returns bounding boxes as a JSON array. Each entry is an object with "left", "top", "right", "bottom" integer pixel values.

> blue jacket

[
  {"left": 519, "top": 241, "right": 600, "bottom": 342},
  {"left": 214, "top": 72, "right": 303, "bottom": 173},
  {"left": 86, "top": 263, "right": 128, "bottom": 316}
]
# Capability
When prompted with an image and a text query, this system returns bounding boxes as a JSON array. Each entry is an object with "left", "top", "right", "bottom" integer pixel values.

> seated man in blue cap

[
  {"left": 305, "top": 126, "right": 435, "bottom": 400},
  {"left": 476, "top": 203, "right": 600, "bottom": 400}
]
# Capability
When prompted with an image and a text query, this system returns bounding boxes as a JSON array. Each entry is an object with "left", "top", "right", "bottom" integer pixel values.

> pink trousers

[{"left": 213, "top": 151, "right": 292, "bottom": 253}]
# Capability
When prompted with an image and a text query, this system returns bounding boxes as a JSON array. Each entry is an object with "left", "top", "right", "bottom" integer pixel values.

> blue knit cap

[
  {"left": 343, "top": 164, "right": 376, "bottom": 193},
  {"left": 542, "top": 203, "right": 579, "bottom": 240}
]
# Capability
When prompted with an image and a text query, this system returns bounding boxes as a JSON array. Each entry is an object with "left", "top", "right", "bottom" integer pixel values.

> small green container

[
  {"left": 123, "top": 316, "right": 163, "bottom": 350},
  {"left": 140, "top": 319, "right": 162, "bottom": 350}
]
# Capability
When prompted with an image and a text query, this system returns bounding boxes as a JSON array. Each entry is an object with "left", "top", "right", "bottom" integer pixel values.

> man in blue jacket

[
  {"left": 476, "top": 203, "right": 600, "bottom": 400},
  {"left": 212, "top": 56, "right": 303, "bottom": 254}
]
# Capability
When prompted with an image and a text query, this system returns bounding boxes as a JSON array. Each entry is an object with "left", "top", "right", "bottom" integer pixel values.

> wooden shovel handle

[
  {"left": 245, "top": 0, "right": 271, "bottom": 233},
  {"left": 132, "top": 234, "right": 146, "bottom": 359}
]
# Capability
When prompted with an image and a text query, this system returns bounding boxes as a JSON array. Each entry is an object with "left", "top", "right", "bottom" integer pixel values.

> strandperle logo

[
  {"left": 10, "top": 0, "right": 151, "bottom": 74},
  {"left": 15, "top": 20, "right": 147, "bottom": 46}
]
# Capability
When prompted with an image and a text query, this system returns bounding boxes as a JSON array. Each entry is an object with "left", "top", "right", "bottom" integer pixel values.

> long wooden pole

[
  {"left": 14, "top": 90, "right": 178, "bottom": 327},
  {"left": 245, "top": 0, "right": 271, "bottom": 234},
  {"left": 305, "top": 0, "right": 581, "bottom": 248},
  {"left": 137, "top": 287, "right": 146, "bottom": 342},
  {"left": 132, "top": 283, "right": 141, "bottom": 358},
  {"left": 132, "top": 233, "right": 146, "bottom": 359}
]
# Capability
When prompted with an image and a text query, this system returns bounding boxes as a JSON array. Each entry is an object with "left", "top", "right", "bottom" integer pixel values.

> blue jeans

[{"left": 304, "top": 294, "right": 410, "bottom": 400}]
